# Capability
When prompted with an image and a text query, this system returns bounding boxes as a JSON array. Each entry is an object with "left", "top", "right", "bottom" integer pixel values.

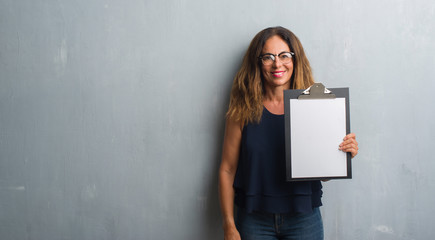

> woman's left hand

[{"left": 339, "top": 133, "right": 358, "bottom": 158}]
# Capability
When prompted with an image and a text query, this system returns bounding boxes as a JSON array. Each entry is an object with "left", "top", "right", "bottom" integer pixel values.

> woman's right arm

[{"left": 219, "top": 118, "right": 243, "bottom": 240}]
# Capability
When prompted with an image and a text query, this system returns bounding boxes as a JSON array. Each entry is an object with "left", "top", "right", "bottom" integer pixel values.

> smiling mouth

[{"left": 271, "top": 71, "right": 285, "bottom": 77}]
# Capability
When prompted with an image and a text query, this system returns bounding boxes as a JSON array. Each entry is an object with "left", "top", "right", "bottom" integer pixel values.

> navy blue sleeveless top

[{"left": 233, "top": 107, "right": 322, "bottom": 214}]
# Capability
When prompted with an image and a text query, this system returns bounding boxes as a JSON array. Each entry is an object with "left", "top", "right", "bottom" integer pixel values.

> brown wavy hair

[{"left": 226, "top": 26, "right": 315, "bottom": 124}]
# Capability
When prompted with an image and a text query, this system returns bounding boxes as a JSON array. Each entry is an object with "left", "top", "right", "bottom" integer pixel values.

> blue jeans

[{"left": 235, "top": 207, "right": 324, "bottom": 240}]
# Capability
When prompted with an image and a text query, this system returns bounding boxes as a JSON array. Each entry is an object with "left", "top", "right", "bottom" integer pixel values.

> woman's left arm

[{"left": 339, "top": 133, "right": 359, "bottom": 158}]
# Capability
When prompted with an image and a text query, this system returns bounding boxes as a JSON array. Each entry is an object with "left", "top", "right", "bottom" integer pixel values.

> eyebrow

[{"left": 261, "top": 51, "right": 291, "bottom": 55}]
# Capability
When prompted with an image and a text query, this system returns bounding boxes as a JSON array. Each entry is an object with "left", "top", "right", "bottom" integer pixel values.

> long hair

[{"left": 226, "top": 26, "right": 315, "bottom": 125}]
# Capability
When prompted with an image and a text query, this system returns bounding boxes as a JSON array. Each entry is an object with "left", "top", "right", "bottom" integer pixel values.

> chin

[{"left": 273, "top": 78, "right": 291, "bottom": 86}]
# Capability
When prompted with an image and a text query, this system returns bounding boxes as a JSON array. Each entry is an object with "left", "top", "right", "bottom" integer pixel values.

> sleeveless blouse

[{"left": 233, "top": 108, "right": 322, "bottom": 214}]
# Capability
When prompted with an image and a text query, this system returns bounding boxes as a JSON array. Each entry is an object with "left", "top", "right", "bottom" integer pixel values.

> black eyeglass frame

[{"left": 258, "top": 51, "right": 295, "bottom": 65}]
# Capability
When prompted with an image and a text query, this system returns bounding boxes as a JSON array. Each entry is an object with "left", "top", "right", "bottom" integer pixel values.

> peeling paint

[{"left": 374, "top": 225, "right": 394, "bottom": 234}]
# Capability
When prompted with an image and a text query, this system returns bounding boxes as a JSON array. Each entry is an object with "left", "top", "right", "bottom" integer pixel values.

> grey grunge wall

[{"left": 1, "top": 0, "right": 434, "bottom": 239}]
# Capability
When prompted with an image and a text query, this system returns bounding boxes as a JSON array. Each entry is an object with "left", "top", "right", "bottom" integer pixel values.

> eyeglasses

[{"left": 259, "top": 52, "right": 294, "bottom": 66}]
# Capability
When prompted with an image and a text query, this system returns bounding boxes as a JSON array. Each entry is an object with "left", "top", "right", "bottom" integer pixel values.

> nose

[{"left": 272, "top": 56, "right": 283, "bottom": 68}]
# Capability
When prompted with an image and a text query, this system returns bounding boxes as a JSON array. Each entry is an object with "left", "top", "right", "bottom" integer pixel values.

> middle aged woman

[{"left": 218, "top": 26, "right": 359, "bottom": 240}]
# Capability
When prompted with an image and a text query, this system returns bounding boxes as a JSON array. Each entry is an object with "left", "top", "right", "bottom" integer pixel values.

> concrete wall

[{"left": 1, "top": 0, "right": 434, "bottom": 239}]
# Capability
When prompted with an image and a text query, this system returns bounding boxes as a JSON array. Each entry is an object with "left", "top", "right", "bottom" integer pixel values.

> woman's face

[{"left": 260, "top": 35, "right": 294, "bottom": 90}]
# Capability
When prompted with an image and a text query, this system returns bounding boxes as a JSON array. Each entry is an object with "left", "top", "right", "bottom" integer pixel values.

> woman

[{"left": 219, "top": 26, "right": 358, "bottom": 240}]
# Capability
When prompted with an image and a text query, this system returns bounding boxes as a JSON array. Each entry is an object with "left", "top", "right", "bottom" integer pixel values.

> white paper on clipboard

[{"left": 289, "top": 98, "right": 347, "bottom": 178}]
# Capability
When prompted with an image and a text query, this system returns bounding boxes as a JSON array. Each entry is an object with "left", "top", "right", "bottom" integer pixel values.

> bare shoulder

[
  {"left": 225, "top": 118, "right": 243, "bottom": 136},
  {"left": 223, "top": 118, "right": 243, "bottom": 150},
  {"left": 221, "top": 118, "right": 243, "bottom": 170}
]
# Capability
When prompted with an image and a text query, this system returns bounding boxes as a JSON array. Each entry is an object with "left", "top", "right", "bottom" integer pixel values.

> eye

[
  {"left": 262, "top": 55, "right": 274, "bottom": 61},
  {"left": 279, "top": 53, "right": 291, "bottom": 59}
]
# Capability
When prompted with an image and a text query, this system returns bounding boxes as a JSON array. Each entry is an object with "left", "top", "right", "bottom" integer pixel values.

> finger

[
  {"left": 340, "top": 147, "right": 358, "bottom": 158},
  {"left": 343, "top": 133, "right": 356, "bottom": 141},
  {"left": 340, "top": 144, "right": 359, "bottom": 157},
  {"left": 350, "top": 147, "right": 358, "bottom": 158},
  {"left": 339, "top": 139, "right": 358, "bottom": 148},
  {"left": 339, "top": 144, "right": 358, "bottom": 155},
  {"left": 340, "top": 143, "right": 358, "bottom": 151},
  {"left": 352, "top": 151, "right": 358, "bottom": 158}
]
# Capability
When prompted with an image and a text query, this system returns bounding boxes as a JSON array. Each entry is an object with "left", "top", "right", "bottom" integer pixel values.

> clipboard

[{"left": 284, "top": 83, "right": 352, "bottom": 181}]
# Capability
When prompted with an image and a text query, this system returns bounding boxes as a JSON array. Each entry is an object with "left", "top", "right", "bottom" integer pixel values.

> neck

[
  {"left": 263, "top": 84, "right": 289, "bottom": 115},
  {"left": 263, "top": 84, "right": 288, "bottom": 102}
]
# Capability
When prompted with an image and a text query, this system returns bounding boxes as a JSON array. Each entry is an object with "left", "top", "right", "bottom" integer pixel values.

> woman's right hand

[{"left": 224, "top": 225, "right": 241, "bottom": 240}]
